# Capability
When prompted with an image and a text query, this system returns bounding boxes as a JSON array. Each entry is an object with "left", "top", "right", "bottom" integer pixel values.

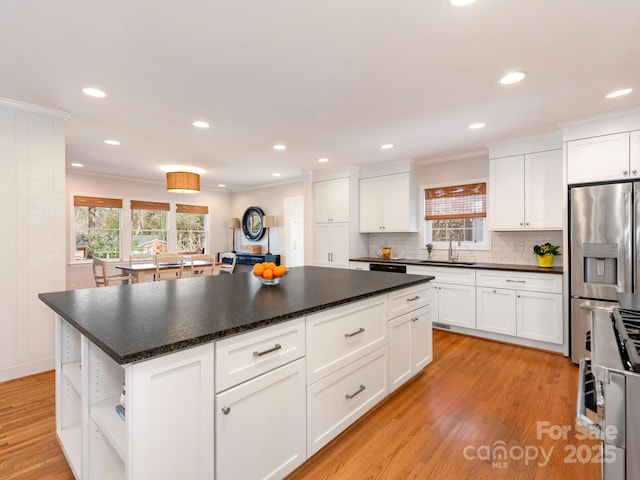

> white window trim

[{"left": 421, "top": 178, "right": 492, "bottom": 252}]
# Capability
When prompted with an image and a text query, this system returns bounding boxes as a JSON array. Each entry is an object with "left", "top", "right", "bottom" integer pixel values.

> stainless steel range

[{"left": 577, "top": 308, "right": 640, "bottom": 479}]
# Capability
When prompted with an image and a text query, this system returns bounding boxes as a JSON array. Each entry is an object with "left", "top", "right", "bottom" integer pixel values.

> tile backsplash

[{"left": 368, "top": 230, "right": 564, "bottom": 267}]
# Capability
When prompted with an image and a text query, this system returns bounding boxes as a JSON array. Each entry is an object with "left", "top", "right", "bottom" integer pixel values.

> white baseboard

[{"left": 0, "top": 357, "right": 55, "bottom": 383}]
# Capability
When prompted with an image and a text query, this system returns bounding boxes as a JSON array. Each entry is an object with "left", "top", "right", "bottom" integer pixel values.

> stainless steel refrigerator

[{"left": 569, "top": 182, "right": 637, "bottom": 363}]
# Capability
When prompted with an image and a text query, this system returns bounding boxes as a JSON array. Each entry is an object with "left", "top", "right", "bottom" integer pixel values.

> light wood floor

[{"left": 0, "top": 330, "right": 600, "bottom": 480}]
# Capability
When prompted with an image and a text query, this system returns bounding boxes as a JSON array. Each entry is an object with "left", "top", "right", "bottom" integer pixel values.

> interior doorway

[{"left": 284, "top": 197, "right": 304, "bottom": 267}]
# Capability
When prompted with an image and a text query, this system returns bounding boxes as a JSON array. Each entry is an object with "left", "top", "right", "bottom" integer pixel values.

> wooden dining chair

[
  {"left": 92, "top": 258, "right": 130, "bottom": 287},
  {"left": 155, "top": 253, "right": 184, "bottom": 281},
  {"left": 128, "top": 253, "right": 156, "bottom": 283},
  {"left": 219, "top": 252, "right": 236, "bottom": 274},
  {"left": 190, "top": 254, "right": 215, "bottom": 277}
]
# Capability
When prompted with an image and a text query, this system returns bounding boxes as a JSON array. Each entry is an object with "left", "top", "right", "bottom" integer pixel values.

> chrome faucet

[{"left": 448, "top": 232, "right": 461, "bottom": 263}]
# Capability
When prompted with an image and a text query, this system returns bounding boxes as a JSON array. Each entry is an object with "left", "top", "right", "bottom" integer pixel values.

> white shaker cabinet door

[
  {"left": 567, "top": 132, "right": 631, "bottom": 184},
  {"left": 525, "top": 149, "right": 563, "bottom": 229},
  {"left": 476, "top": 287, "right": 517, "bottom": 336},
  {"left": 215, "top": 359, "right": 306, "bottom": 480},
  {"left": 489, "top": 155, "right": 525, "bottom": 229},
  {"left": 516, "top": 291, "right": 563, "bottom": 344}
]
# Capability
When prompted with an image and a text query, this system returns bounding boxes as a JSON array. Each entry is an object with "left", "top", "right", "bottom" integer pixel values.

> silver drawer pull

[
  {"left": 411, "top": 317, "right": 419, "bottom": 322},
  {"left": 221, "top": 406, "right": 231, "bottom": 415},
  {"left": 407, "top": 295, "right": 420, "bottom": 301},
  {"left": 345, "top": 384, "right": 366, "bottom": 399},
  {"left": 253, "top": 344, "right": 282, "bottom": 357},
  {"left": 345, "top": 327, "right": 365, "bottom": 338},
  {"left": 505, "top": 279, "right": 526, "bottom": 283}
]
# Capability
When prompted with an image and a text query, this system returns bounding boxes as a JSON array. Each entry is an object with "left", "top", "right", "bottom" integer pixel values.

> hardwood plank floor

[{"left": 0, "top": 330, "right": 600, "bottom": 480}]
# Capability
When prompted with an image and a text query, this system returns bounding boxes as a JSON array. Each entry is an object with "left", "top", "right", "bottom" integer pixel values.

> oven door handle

[{"left": 576, "top": 358, "right": 605, "bottom": 441}]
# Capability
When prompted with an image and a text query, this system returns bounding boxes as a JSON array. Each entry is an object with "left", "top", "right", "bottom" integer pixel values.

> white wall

[
  {"left": 230, "top": 181, "right": 306, "bottom": 265},
  {"left": 366, "top": 154, "right": 563, "bottom": 266},
  {"left": 0, "top": 99, "right": 66, "bottom": 382},
  {"left": 66, "top": 172, "right": 231, "bottom": 289}
]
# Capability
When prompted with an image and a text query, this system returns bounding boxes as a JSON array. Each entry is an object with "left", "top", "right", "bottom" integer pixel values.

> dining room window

[
  {"left": 131, "top": 200, "right": 169, "bottom": 255},
  {"left": 176, "top": 204, "right": 208, "bottom": 254},
  {"left": 74, "top": 196, "right": 123, "bottom": 259},
  {"left": 423, "top": 182, "right": 488, "bottom": 247}
]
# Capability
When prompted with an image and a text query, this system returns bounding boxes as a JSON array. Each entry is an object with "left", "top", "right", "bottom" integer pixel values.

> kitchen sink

[{"left": 418, "top": 260, "right": 476, "bottom": 266}]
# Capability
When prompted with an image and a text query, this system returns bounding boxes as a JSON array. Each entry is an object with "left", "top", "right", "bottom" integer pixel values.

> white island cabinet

[{"left": 45, "top": 267, "right": 435, "bottom": 480}]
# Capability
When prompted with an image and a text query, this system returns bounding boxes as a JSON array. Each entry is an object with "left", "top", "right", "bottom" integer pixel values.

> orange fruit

[
  {"left": 263, "top": 269, "right": 274, "bottom": 279},
  {"left": 264, "top": 262, "right": 276, "bottom": 271},
  {"left": 253, "top": 265, "right": 264, "bottom": 277},
  {"left": 273, "top": 266, "right": 285, "bottom": 278}
]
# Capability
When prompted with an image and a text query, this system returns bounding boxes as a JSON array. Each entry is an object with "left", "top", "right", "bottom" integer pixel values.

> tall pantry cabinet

[
  {"left": 0, "top": 98, "right": 67, "bottom": 382},
  {"left": 313, "top": 168, "right": 367, "bottom": 268}
]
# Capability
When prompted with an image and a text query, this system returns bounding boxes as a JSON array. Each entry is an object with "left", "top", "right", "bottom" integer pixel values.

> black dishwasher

[{"left": 369, "top": 263, "right": 407, "bottom": 274}]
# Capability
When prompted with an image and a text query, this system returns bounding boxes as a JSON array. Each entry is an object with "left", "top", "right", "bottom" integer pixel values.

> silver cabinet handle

[
  {"left": 520, "top": 222, "right": 524, "bottom": 226},
  {"left": 407, "top": 295, "right": 420, "bottom": 301},
  {"left": 411, "top": 316, "right": 419, "bottom": 322},
  {"left": 327, "top": 253, "right": 330, "bottom": 262},
  {"left": 221, "top": 406, "right": 231, "bottom": 415},
  {"left": 345, "top": 327, "right": 365, "bottom": 338},
  {"left": 624, "top": 170, "right": 629, "bottom": 176},
  {"left": 506, "top": 279, "right": 526, "bottom": 283},
  {"left": 345, "top": 384, "right": 366, "bottom": 399},
  {"left": 253, "top": 344, "right": 282, "bottom": 357},
  {"left": 633, "top": 170, "right": 638, "bottom": 175}
]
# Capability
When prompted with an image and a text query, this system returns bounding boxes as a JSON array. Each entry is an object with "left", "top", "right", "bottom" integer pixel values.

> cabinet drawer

[
  {"left": 215, "top": 317, "right": 305, "bottom": 392},
  {"left": 476, "top": 270, "right": 562, "bottom": 294},
  {"left": 406, "top": 266, "right": 476, "bottom": 285},
  {"left": 306, "top": 296, "right": 387, "bottom": 385},
  {"left": 307, "top": 346, "right": 387, "bottom": 456},
  {"left": 387, "top": 284, "right": 431, "bottom": 320}
]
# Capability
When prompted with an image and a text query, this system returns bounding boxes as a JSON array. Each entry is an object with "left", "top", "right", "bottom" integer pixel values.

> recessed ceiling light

[
  {"left": 192, "top": 121, "right": 210, "bottom": 128},
  {"left": 469, "top": 122, "right": 486, "bottom": 130},
  {"left": 498, "top": 71, "right": 526, "bottom": 85},
  {"left": 104, "top": 139, "right": 121, "bottom": 145},
  {"left": 380, "top": 144, "right": 394, "bottom": 150},
  {"left": 71, "top": 163, "right": 84, "bottom": 168},
  {"left": 272, "top": 173, "right": 281, "bottom": 177},
  {"left": 82, "top": 87, "right": 106, "bottom": 98},
  {"left": 318, "top": 158, "right": 329, "bottom": 163},
  {"left": 606, "top": 88, "right": 633, "bottom": 99},
  {"left": 273, "top": 144, "right": 286, "bottom": 151},
  {"left": 450, "top": 0, "right": 477, "bottom": 6},
  {"left": 218, "top": 184, "right": 226, "bottom": 188}
]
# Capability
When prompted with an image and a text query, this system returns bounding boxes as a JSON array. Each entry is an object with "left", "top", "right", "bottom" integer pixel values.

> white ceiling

[{"left": 1, "top": 0, "right": 639, "bottom": 191}]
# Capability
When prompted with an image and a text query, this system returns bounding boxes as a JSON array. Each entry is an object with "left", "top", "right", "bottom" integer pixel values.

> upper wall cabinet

[
  {"left": 359, "top": 173, "right": 417, "bottom": 233},
  {"left": 567, "top": 132, "right": 634, "bottom": 184},
  {"left": 489, "top": 149, "right": 563, "bottom": 230},
  {"left": 313, "top": 178, "right": 350, "bottom": 223}
]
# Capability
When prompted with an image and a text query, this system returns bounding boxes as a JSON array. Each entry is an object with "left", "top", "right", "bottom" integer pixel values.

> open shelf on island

[{"left": 90, "top": 396, "right": 127, "bottom": 461}]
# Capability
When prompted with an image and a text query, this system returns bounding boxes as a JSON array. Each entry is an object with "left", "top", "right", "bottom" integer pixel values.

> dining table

[{"left": 117, "top": 259, "right": 219, "bottom": 283}]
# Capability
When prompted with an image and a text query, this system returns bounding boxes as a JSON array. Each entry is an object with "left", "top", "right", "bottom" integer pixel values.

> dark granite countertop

[
  {"left": 39, "top": 266, "right": 434, "bottom": 365},
  {"left": 350, "top": 257, "right": 563, "bottom": 275}
]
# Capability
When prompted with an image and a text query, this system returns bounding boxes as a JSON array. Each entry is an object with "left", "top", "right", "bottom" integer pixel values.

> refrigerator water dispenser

[{"left": 583, "top": 243, "right": 618, "bottom": 285}]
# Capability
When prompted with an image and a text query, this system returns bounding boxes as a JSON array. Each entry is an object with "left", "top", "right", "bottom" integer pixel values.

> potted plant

[{"left": 533, "top": 242, "right": 561, "bottom": 267}]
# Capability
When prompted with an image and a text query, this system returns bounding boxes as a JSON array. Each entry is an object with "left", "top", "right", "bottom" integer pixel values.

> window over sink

[{"left": 423, "top": 181, "right": 489, "bottom": 250}]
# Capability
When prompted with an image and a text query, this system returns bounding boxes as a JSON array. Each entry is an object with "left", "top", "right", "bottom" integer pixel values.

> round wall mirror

[{"left": 242, "top": 206, "right": 266, "bottom": 241}]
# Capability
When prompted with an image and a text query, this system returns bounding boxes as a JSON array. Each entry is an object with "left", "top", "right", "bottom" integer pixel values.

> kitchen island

[{"left": 39, "top": 266, "right": 434, "bottom": 480}]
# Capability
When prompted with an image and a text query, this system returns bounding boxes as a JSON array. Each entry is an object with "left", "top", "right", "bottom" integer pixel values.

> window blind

[
  {"left": 424, "top": 182, "right": 486, "bottom": 220},
  {"left": 176, "top": 204, "right": 209, "bottom": 214},
  {"left": 74, "top": 195, "right": 123, "bottom": 208},
  {"left": 130, "top": 200, "right": 170, "bottom": 211}
]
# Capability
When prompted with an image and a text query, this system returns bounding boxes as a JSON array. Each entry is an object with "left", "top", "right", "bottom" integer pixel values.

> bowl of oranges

[{"left": 252, "top": 262, "right": 288, "bottom": 286}]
